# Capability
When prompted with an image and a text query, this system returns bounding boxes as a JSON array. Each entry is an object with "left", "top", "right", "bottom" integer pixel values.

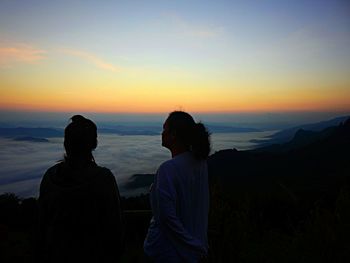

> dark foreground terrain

[{"left": 1, "top": 118, "right": 349, "bottom": 262}]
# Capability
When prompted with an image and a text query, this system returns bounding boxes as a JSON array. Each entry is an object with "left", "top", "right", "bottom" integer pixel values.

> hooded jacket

[{"left": 38, "top": 161, "right": 123, "bottom": 263}]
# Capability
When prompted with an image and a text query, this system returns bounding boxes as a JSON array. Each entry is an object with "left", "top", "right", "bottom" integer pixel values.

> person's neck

[{"left": 170, "top": 145, "right": 189, "bottom": 158}]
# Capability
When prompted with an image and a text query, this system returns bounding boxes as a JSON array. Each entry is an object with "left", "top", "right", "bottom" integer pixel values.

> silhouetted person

[
  {"left": 144, "top": 111, "right": 210, "bottom": 262},
  {"left": 38, "top": 115, "right": 123, "bottom": 263}
]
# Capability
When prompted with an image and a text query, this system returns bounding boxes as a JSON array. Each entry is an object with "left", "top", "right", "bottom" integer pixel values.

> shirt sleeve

[{"left": 155, "top": 163, "right": 206, "bottom": 257}]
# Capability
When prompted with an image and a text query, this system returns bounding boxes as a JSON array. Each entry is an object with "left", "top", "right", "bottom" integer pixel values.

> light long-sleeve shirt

[{"left": 144, "top": 152, "right": 209, "bottom": 262}]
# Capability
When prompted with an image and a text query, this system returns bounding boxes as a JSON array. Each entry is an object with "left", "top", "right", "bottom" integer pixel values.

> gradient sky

[{"left": 1, "top": 0, "right": 350, "bottom": 114}]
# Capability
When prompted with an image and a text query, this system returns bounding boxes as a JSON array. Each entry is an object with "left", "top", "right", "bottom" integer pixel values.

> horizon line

[{"left": 1, "top": 108, "right": 350, "bottom": 116}]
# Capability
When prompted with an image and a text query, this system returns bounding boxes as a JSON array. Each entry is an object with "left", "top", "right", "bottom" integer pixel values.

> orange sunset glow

[{"left": 0, "top": 1, "right": 349, "bottom": 115}]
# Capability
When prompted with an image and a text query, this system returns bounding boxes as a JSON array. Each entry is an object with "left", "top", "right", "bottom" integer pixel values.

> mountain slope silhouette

[{"left": 208, "top": 117, "right": 350, "bottom": 200}]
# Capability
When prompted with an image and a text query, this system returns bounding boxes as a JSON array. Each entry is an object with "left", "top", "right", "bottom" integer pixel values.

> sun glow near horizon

[
  {"left": 1, "top": 1, "right": 350, "bottom": 115},
  {"left": 1, "top": 61, "right": 349, "bottom": 114}
]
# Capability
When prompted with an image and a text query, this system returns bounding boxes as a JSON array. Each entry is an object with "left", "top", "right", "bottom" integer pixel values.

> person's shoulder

[
  {"left": 43, "top": 162, "right": 62, "bottom": 178},
  {"left": 46, "top": 162, "right": 61, "bottom": 171},
  {"left": 159, "top": 159, "right": 176, "bottom": 171},
  {"left": 94, "top": 165, "right": 113, "bottom": 175},
  {"left": 40, "top": 162, "right": 63, "bottom": 192},
  {"left": 93, "top": 165, "right": 116, "bottom": 181},
  {"left": 158, "top": 153, "right": 193, "bottom": 171}
]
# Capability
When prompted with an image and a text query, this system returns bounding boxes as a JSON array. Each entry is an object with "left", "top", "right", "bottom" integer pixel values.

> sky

[{"left": 0, "top": 0, "right": 350, "bottom": 115}]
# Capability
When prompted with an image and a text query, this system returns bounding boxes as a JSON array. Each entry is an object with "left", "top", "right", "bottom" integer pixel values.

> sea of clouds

[{"left": 0, "top": 131, "right": 273, "bottom": 198}]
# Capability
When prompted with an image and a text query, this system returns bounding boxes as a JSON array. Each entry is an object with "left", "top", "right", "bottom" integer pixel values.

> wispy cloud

[
  {"left": 165, "top": 13, "right": 224, "bottom": 38},
  {"left": 60, "top": 48, "right": 121, "bottom": 72},
  {"left": 0, "top": 44, "right": 47, "bottom": 67}
]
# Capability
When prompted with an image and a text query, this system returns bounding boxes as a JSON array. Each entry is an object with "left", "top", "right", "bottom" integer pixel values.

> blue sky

[{"left": 1, "top": 0, "right": 349, "bottom": 114}]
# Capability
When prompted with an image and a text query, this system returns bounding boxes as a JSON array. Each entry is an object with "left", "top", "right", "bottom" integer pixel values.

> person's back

[
  {"left": 39, "top": 162, "right": 123, "bottom": 263},
  {"left": 38, "top": 115, "right": 123, "bottom": 263}
]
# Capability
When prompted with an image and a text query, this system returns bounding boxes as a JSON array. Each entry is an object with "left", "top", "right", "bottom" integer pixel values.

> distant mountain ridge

[
  {"left": 253, "top": 124, "right": 338, "bottom": 153},
  {"left": 0, "top": 127, "right": 63, "bottom": 138},
  {"left": 252, "top": 115, "right": 349, "bottom": 147},
  {"left": 124, "top": 174, "right": 154, "bottom": 190},
  {"left": 99, "top": 127, "right": 160, "bottom": 136},
  {"left": 0, "top": 124, "right": 263, "bottom": 138},
  {"left": 207, "top": 125, "right": 261, "bottom": 133},
  {"left": 208, "top": 117, "right": 350, "bottom": 195},
  {"left": 13, "top": 136, "right": 49, "bottom": 143},
  {"left": 0, "top": 126, "right": 160, "bottom": 138},
  {"left": 5, "top": 116, "right": 347, "bottom": 140}
]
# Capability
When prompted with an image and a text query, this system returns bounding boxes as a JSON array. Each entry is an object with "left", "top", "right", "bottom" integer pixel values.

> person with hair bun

[
  {"left": 38, "top": 115, "right": 124, "bottom": 263},
  {"left": 144, "top": 111, "right": 210, "bottom": 262}
]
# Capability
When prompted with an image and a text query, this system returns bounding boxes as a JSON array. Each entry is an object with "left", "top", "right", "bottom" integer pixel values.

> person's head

[
  {"left": 162, "top": 111, "right": 210, "bottom": 160},
  {"left": 64, "top": 115, "right": 97, "bottom": 164}
]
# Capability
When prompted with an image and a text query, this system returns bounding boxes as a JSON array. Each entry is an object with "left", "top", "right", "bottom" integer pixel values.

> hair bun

[{"left": 71, "top": 115, "right": 87, "bottom": 123}]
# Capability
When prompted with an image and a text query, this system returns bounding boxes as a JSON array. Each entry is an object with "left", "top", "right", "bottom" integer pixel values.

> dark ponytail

[
  {"left": 167, "top": 111, "right": 211, "bottom": 160},
  {"left": 192, "top": 122, "right": 210, "bottom": 160}
]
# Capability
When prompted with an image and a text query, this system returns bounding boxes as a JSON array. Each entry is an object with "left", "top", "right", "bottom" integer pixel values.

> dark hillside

[
  {"left": 257, "top": 115, "right": 349, "bottom": 145},
  {"left": 207, "top": 118, "right": 350, "bottom": 262},
  {"left": 0, "top": 118, "right": 349, "bottom": 262}
]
